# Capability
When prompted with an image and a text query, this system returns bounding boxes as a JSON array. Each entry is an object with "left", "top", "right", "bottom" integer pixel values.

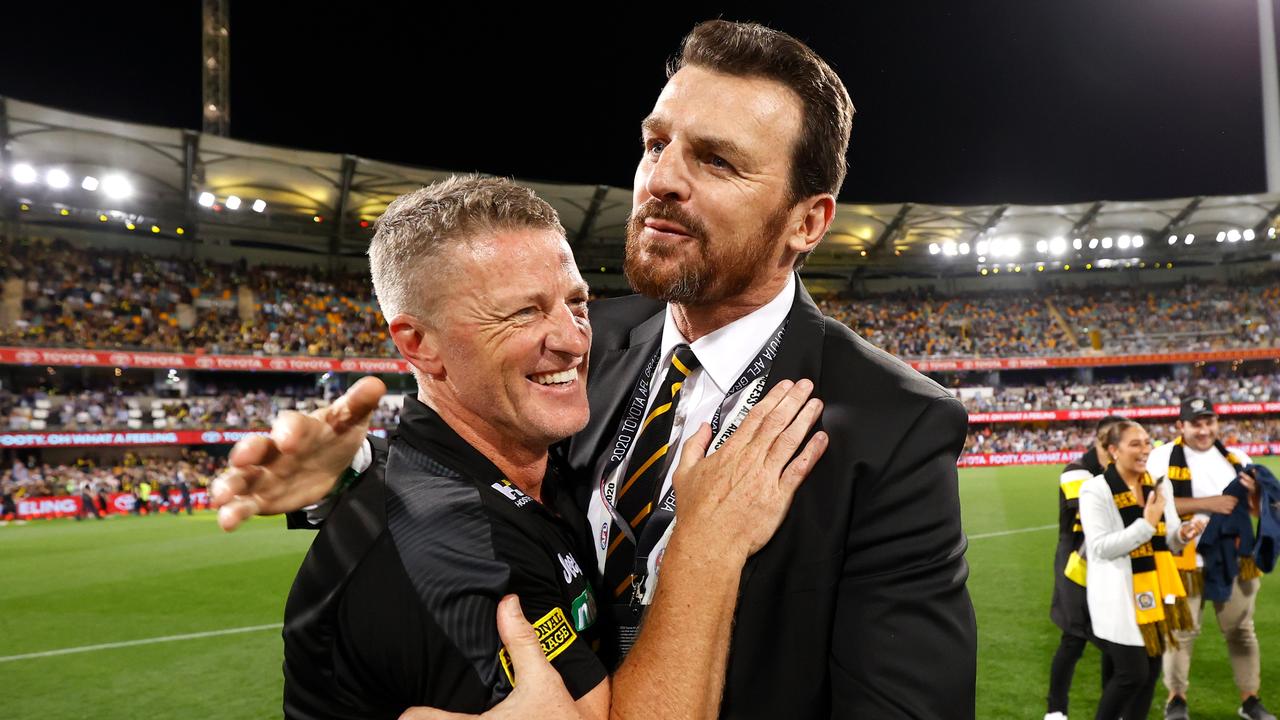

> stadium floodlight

[
  {"left": 975, "top": 239, "right": 990, "bottom": 256},
  {"left": 1184, "top": 233, "right": 1195, "bottom": 245},
  {"left": 1117, "top": 235, "right": 1131, "bottom": 250},
  {"left": 1073, "top": 238, "right": 1083, "bottom": 250},
  {"left": 1168, "top": 235, "right": 1178, "bottom": 245},
  {"left": 1133, "top": 235, "right": 1144, "bottom": 247},
  {"left": 45, "top": 168, "right": 70, "bottom": 189},
  {"left": 928, "top": 242, "right": 940, "bottom": 255},
  {"left": 943, "top": 240, "right": 958, "bottom": 256},
  {"left": 1035, "top": 239, "right": 1048, "bottom": 254},
  {"left": 1227, "top": 228, "right": 1241, "bottom": 242},
  {"left": 1217, "top": 231, "right": 1227, "bottom": 242},
  {"left": 12, "top": 163, "right": 37, "bottom": 184},
  {"left": 1101, "top": 236, "right": 1113, "bottom": 249},
  {"left": 102, "top": 174, "right": 132, "bottom": 199},
  {"left": 225, "top": 195, "right": 242, "bottom": 210},
  {"left": 959, "top": 242, "right": 970, "bottom": 255},
  {"left": 81, "top": 175, "right": 99, "bottom": 191},
  {"left": 252, "top": 198, "right": 267, "bottom": 213},
  {"left": 1243, "top": 228, "right": 1255, "bottom": 241},
  {"left": 1271, "top": 227, "right": 1278, "bottom": 239},
  {"left": 1049, "top": 237, "right": 1066, "bottom": 256},
  {"left": 198, "top": 192, "right": 215, "bottom": 207},
  {"left": 1089, "top": 238, "right": 1099, "bottom": 249}
]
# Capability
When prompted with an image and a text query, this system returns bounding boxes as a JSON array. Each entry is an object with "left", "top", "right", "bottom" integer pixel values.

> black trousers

[
  {"left": 1047, "top": 631, "right": 1115, "bottom": 713},
  {"left": 1092, "top": 638, "right": 1161, "bottom": 720}
]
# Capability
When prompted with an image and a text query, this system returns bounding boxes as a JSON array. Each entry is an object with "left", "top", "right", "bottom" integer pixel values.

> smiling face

[
  {"left": 420, "top": 229, "right": 591, "bottom": 452},
  {"left": 1108, "top": 425, "right": 1152, "bottom": 478},
  {"left": 1177, "top": 415, "right": 1219, "bottom": 452},
  {"left": 625, "top": 65, "right": 803, "bottom": 306}
]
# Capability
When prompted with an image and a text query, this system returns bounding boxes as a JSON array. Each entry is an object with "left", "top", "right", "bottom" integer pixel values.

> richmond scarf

[
  {"left": 1104, "top": 464, "right": 1192, "bottom": 656},
  {"left": 1167, "top": 437, "right": 1257, "bottom": 590}
]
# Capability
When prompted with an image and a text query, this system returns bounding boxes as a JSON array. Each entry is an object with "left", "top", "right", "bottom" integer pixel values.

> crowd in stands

[
  {"left": 2, "top": 450, "right": 216, "bottom": 500},
  {"left": 965, "top": 417, "right": 1280, "bottom": 455},
  {"left": 821, "top": 274, "right": 1280, "bottom": 358},
  {"left": 4, "top": 237, "right": 1280, "bottom": 361},
  {"left": 960, "top": 371, "right": 1280, "bottom": 413},
  {"left": 1, "top": 387, "right": 402, "bottom": 431},
  {"left": 1, "top": 237, "right": 392, "bottom": 357}
]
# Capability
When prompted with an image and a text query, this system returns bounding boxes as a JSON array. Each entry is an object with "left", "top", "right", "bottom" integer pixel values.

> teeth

[{"left": 531, "top": 369, "right": 576, "bottom": 385}]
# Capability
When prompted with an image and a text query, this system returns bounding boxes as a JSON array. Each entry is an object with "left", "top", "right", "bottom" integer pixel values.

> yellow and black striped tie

[{"left": 602, "top": 343, "right": 701, "bottom": 600}]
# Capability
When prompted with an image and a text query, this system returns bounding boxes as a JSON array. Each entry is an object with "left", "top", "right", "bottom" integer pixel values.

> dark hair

[
  {"left": 669, "top": 20, "right": 856, "bottom": 205},
  {"left": 1096, "top": 414, "right": 1130, "bottom": 434},
  {"left": 1100, "top": 419, "right": 1143, "bottom": 454}
]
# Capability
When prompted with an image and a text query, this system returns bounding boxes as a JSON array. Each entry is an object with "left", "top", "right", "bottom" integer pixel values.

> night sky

[{"left": 0, "top": 1, "right": 1270, "bottom": 205}]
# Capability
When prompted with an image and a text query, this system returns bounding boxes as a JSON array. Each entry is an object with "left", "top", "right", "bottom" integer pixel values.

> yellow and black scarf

[
  {"left": 1167, "top": 437, "right": 1258, "bottom": 589},
  {"left": 1104, "top": 464, "right": 1192, "bottom": 656}
]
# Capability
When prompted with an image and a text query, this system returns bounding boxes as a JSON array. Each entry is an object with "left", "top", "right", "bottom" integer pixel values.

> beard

[{"left": 624, "top": 198, "right": 790, "bottom": 306}]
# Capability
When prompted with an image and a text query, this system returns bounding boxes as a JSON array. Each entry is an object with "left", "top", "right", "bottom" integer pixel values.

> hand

[
  {"left": 1179, "top": 518, "right": 1206, "bottom": 543},
  {"left": 1238, "top": 469, "right": 1258, "bottom": 493},
  {"left": 670, "top": 379, "right": 829, "bottom": 561},
  {"left": 1202, "top": 494, "right": 1238, "bottom": 515},
  {"left": 398, "top": 596, "right": 579, "bottom": 720},
  {"left": 1142, "top": 484, "right": 1166, "bottom": 527},
  {"left": 210, "top": 376, "right": 386, "bottom": 531}
]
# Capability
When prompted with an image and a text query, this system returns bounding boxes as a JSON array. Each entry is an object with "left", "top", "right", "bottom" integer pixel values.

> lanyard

[{"left": 596, "top": 320, "right": 789, "bottom": 609}]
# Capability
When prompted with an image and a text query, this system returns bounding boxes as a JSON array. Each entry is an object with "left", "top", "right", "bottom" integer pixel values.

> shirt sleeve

[{"left": 489, "top": 520, "right": 608, "bottom": 701}]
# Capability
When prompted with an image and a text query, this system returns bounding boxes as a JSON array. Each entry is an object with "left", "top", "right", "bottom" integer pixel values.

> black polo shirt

[{"left": 283, "top": 397, "right": 607, "bottom": 719}]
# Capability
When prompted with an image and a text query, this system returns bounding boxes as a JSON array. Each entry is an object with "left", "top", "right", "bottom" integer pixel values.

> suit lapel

[
  {"left": 567, "top": 307, "right": 665, "bottom": 503},
  {"left": 737, "top": 276, "right": 828, "bottom": 595}
]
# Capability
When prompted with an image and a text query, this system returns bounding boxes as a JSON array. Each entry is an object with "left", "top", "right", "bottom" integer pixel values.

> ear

[
  {"left": 787, "top": 193, "right": 836, "bottom": 257},
  {"left": 389, "top": 313, "right": 445, "bottom": 379}
]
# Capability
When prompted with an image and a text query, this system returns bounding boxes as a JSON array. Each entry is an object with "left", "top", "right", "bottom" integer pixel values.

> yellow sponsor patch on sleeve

[{"left": 497, "top": 606, "right": 578, "bottom": 686}]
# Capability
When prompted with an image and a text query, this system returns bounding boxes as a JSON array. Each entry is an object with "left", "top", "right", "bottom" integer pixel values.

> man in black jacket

[{"left": 216, "top": 20, "right": 976, "bottom": 719}]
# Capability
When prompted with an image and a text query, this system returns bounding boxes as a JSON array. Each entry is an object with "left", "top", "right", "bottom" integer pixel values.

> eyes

[
  {"left": 508, "top": 296, "right": 589, "bottom": 323},
  {"left": 643, "top": 137, "right": 734, "bottom": 172}
]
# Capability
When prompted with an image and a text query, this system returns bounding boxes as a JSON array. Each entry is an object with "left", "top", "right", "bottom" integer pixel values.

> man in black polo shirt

[{"left": 278, "top": 175, "right": 826, "bottom": 719}]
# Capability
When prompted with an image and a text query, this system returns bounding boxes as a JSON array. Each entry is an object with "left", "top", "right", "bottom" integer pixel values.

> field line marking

[
  {"left": 0, "top": 622, "right": 282, "bottom": 663},
  {"left": 969, "top": 523, "right": 1056, "bottom": 540}
]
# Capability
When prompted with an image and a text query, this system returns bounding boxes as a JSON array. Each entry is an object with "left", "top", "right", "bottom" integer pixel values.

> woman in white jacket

[{"left": 1079, "top": 419, "right": 1205, "bottom": 720}]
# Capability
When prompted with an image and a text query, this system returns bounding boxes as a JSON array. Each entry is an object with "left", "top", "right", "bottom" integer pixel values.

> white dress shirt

[
  {"left": 586, "top": 273, "right": 796, "bottom": 604},
  {"left": 1079, "top": 474, "right": 1187, "bottom": 646}
]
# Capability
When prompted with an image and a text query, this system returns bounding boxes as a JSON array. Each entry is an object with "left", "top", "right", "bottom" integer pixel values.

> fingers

[
  {"left": 210, "top": 464, "right": 259, "bottom": 507},
  {"left": 216, "top": 496, "right": 261, "bottom": 532},
  {"left": 328, "top": 376, "right": 387, "bottom": 433},
  {"left": 228, "top": 433, "right": 280, "bottom": 469},
  {"left": 271, "top": 411, "right": 318, "bottom": 456},
  {"left": 731, "top": 380, "right": 794, "bottom": 440},
  {"left": 673, "top": 423, "right": 713, "bottom": 481},
  {"left": 763, "top": 397, "right": 823, "bottom": 471},
  {"left": 495, "top": 595, "right": 553, "bottom": 680},
  {"left": 779, "top": 431, "right": 829, "bottom": 493},
  {"left": 398, "top": 707, "right": 472, "bottom": 720}
]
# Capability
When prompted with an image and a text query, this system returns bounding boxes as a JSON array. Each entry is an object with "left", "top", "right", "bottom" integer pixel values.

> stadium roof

[{"left": 3, "top": 96, "right": 1279, "bottom": 279}]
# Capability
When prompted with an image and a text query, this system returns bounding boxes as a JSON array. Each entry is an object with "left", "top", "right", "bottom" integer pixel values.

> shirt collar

[
  {"left": 396, "top": 396, "right": 567, "bottom": 509},
  {"left": 396, "top": 395, "right": 505, "bottom": 483},
  {"left": 659, "top": 273, "right": 796, "bottom": 394}
]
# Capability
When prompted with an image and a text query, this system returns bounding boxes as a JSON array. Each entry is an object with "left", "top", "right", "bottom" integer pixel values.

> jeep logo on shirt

[{"left": 559, "top": 553, "right": 583, "bottom": 584}]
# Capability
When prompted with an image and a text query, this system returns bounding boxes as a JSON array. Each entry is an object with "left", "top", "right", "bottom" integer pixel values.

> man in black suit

[{"left": 214, "top": 19, "right": 976, "bottom": 718}]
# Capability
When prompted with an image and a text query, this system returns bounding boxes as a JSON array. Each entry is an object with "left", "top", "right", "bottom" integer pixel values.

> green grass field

[{"left": 2, "top": 459, "right": 1277, "bottom": 719}]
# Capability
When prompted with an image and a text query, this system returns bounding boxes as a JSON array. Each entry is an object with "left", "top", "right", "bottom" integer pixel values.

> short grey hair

[{"left": 368, "top": 174, "right": 564, "bottom": 322}]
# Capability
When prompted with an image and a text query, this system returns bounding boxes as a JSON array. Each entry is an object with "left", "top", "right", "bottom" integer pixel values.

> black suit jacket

[{"left": 563, "top": 279, "right": 977, "bottom": 719}]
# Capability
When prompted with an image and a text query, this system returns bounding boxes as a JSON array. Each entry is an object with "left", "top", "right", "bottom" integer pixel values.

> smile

[{"left": 529, "top": 369, "right": 577, "bottom": 386}]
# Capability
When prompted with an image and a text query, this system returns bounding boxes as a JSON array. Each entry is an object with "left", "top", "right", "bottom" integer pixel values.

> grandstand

[{"left": 2, "top": 94, "right": 1280, "bottom": 508}]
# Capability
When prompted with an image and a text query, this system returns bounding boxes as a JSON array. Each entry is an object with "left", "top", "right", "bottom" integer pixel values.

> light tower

[{"left": 202, "top": 0, "right": 230, "bottom": 137}]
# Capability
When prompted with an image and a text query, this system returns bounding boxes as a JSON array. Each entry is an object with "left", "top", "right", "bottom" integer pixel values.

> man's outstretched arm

[{"left": 210, "top": 376, "right": 385, "bottom": 531}]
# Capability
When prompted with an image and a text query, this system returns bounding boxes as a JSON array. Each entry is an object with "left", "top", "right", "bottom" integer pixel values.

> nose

[
  {"left": 642, "top": 142, "right": 692, "bottom": 203},
  {"left": 546, "top": 304, "right": 590, "bottom": 358}
]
